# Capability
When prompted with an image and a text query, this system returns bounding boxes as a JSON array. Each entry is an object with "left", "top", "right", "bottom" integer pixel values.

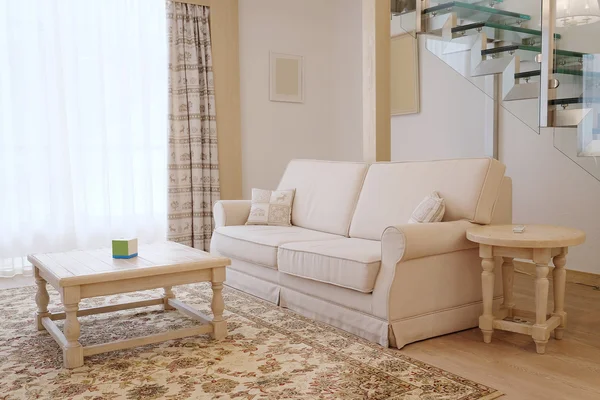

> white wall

[
  {"left": 391, "top": 38, "right": 487, "bottom": 161},
  {"left": 500, "top": 112, "right": 600, "bottom": 274},
  {"left": 391, "top": 36, "right": 600, "bottom": 274},
  {"left": 238, "top": 0, "right": 362, "bottom": 198}
]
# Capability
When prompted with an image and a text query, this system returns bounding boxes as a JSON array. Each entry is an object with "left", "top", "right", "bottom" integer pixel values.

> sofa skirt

[
  {"left": 219, "top": 255, "right": 504, "bottom": 350},
  {"left": 388, "top": 296, "right": 503, "bottom": 349},
  {"left": 225, "top": 263, "right": 281, "bottom": 305},
  {"left": 279, "top": 286, "right": 390, "bottom": 346}
]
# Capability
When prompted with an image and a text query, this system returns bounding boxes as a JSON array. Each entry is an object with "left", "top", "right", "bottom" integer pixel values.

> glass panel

[
  {"left": 393, "top": 11, "right": 419, "bottom": 38},
  {"left": 391, "top": 0, "right": 417, "bottom": 16},
  {"left": 551, "top": 0, "right": 600, "bottom": 181},
  {"left": 392, "top": 0, "right": 418, "bottom": 37}
]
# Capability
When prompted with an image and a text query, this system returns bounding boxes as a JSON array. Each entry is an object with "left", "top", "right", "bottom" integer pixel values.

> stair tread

[
  {"left": 482, "top": 44, "right": 587, "bottom": 58},
  {"left": 549, "top": 97, "right": 600, "bottom": 105},
  {"left": 423, "top": 2, "right": 531, "bottom": 21},
  {"left": 514, "top": 70, "right": 541, "bottom": 79},
  {"left": 452, "top": 21, "right": 562, "bottom": 39},
  {"left": 514, "top": 69, "right": 600, "bottom": 79}
]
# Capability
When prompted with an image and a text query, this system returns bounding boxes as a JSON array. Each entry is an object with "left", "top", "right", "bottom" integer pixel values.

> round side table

[{"left": 466, "top": 225, "right": 585, "bottom": 354}]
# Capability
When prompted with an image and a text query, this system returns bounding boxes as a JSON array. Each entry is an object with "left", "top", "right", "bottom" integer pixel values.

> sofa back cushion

[
  {"left": 277, "top": 160, "right": 368, "bottom": 236},
  {"left": 349, "top": 158, "right": 506, "bottom": 240}
]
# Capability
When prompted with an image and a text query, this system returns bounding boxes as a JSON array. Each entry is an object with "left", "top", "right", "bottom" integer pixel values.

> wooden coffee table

[
  {"left": 28, "top": 241, "right": 230, "bottom": 368},
  {"left": 467, "top": 225, "right": 585, "bottom": 354}
]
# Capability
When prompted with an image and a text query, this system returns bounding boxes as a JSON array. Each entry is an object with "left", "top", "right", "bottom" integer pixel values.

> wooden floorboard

[
  {"left": 2, "top": 273, "right": 599, "bottom": 398},
  {"left": 400, "top": 273, "right": 600, "bottom": 400}
]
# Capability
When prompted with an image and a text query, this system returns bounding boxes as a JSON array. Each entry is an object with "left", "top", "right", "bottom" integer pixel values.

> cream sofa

[{"left": 210, "top": 158, "right": 512, "bottom": 348}]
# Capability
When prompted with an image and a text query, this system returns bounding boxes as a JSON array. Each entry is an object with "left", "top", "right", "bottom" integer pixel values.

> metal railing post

[{"left": 540, "top": 0, "right": 557, "bottom": 128}]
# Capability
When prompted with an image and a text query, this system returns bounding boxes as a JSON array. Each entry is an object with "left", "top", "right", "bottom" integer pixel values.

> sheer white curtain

[{"left": 0, "top": 0, "right": 168, "bottom": 276}]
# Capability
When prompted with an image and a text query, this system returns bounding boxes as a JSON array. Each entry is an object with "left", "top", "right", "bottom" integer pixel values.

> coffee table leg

[
  {"left": 62, "top": 287, "right": 83, "bottom": 369},
  {"left": 552, "top": 248, "right": 568, "bottom": 340},
  {"left": 479, "top": 247, "right": 495, "bottom": 344},
  {"left": 34, "top": 268, "right": 50, "bottom": 331},
  {"left": 163, "top": 286, "right": 175, "bottom": 311},
  {"left": 210, "top": 269, "right": 227, "bottom": 340}
]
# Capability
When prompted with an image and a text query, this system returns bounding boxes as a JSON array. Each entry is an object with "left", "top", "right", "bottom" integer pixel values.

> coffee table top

[
  {"left": 466, "top": 225, "right": 586, "bottom": 248},
  {"left": 28, "top": 241, "right": 230, "bottom": 287}
]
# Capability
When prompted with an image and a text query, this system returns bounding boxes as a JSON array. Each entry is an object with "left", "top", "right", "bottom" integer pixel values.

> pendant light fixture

[{"left": 556, "top": 0, "right": 600, "bottom": 27}]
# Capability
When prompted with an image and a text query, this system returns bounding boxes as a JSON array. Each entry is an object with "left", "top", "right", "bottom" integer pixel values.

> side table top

[
  {"left": 28, "top": 241, "right": 230, "bottom": 287},
  {"left": 466, "top": 225, "right": 586, "bottom": 248}
]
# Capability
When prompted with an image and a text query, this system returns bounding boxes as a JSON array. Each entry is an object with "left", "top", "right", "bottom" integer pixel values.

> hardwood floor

[
  {"left": 401, "top": 272, "right": 600, "bottom": 400},
  {"left": 0, "top": 275, "right": 33, "bottom": 289},
  {"left": 2, "top": 272, "right": 599, "bottom": 398}
]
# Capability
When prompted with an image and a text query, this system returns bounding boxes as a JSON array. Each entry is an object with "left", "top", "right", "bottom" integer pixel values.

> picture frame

[
  {"left": 270, "top": 52, "right": 304, "bottom": 103},
  {"left": 391, "top": 33, "right": 420, "bottom": 115}
]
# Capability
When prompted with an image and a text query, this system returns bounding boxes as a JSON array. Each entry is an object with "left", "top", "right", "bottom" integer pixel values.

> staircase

[{"left": 393, "top": 0, "right": 600, "bottom": 180}]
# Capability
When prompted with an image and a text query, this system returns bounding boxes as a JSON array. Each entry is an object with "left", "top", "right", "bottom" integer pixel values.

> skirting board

[{"left": 514, "top": 260, "right": 600, "bottom": 288}]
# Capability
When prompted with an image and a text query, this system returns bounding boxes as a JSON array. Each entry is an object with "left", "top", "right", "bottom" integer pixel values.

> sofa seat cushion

[
  {"left": 211, "top": 225, "right": 343, "bottom": 269},
  {"left": 278, "top": 238, "right": 381, "bottom": 293}
]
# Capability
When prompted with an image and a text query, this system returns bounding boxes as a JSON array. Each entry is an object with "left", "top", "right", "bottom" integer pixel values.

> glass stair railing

[
  {"left": 550, "top": 14, "right": 600, "bottom": 172},
  {"left": 423, "top": 1, "right": 530, "bottom": 26},
  {"left": 404, "top": 1, "right": 600, "bottom": 181},
  {"left": 452, "top": 22, "right": 561, "bottom": 45},
  {"left": 420, "top": 1, "right": 542, "bottom": 132}
]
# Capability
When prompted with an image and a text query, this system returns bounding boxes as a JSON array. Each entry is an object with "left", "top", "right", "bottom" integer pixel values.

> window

[{"left": 0, "top": 0, "right": 168, "bottom": 275}]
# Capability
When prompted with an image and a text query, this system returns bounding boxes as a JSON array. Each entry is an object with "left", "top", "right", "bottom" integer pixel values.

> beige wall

[{"left": 238, "top": 0, "right": 363, "bottom": 198}]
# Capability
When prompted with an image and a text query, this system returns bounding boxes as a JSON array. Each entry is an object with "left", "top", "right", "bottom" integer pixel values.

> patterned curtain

[{"left": 167, "top": 2, "right": 220, "bottom": 251}]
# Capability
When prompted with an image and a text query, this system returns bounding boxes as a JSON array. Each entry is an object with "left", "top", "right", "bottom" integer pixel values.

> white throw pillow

[
  {"left": 408, "top": 191, "right": 445, "bottom": 224},
  {"left": 246, "top": 188, "right": 295, "bottom": 226}
]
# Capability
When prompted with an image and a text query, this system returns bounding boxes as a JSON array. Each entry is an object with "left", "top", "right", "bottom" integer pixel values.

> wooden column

[
  {"left": 211, "top": 0, "right": 242, "bottom": 200},
  {"left": 362, "top": 0, "right": 391, "bottom": 162}
]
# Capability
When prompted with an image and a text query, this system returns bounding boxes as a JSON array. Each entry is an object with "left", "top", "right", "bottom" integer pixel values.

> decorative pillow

[
  {"left": 408, "top": 191, "right": 445, "bottom": 224},
  {"left": 246, "top": 188, "right": 295, "bottom": 226}
]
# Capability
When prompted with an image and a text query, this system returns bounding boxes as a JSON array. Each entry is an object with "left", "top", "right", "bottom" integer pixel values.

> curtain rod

[{"left": 169, "top": 0, "right": 211, "bottom": 6}]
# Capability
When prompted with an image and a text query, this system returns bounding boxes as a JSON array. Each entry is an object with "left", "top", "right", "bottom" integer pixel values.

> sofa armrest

[
  {"left": 381, "top": 220, "right": 479, "bottom": 264},
  {"left": 372, "top": 220, "right": 481, "bottom": 322},
  {"left": 213, "top": 200, "right": 252, "bottom": 228}
]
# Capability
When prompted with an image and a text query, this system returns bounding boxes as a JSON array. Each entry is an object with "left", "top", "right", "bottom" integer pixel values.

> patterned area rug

[{"left": 0, "top": 283, "right": 502, "bottom": 399}]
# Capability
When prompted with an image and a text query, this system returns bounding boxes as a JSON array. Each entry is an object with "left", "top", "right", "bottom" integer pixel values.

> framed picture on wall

[
  {"left": 391, "top": 33, "right": 420, "bottom": 115},
  {"left": 270, "top": 52, "right": 304, "bottom": 103}
]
